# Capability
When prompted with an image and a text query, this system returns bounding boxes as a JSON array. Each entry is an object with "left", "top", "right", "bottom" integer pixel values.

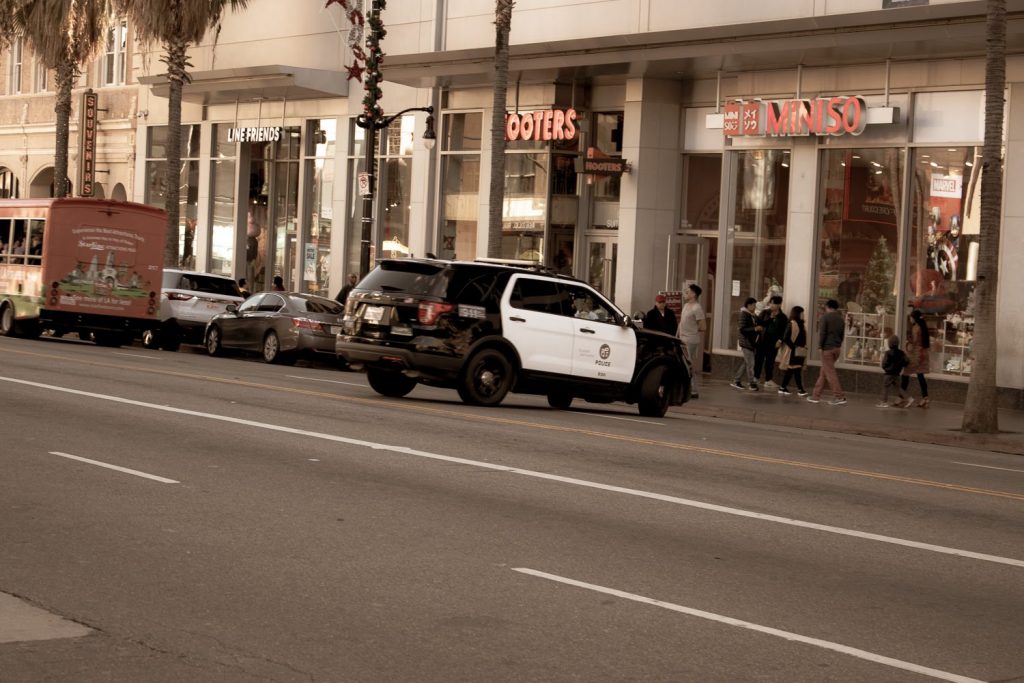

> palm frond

[{"left": 127, "top": 0, "right": 248, "bottom": 46}]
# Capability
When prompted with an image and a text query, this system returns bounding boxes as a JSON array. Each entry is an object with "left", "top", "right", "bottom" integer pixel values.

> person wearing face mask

[{"left": 644, "top": 294, "right": 677, "bottom": 335}]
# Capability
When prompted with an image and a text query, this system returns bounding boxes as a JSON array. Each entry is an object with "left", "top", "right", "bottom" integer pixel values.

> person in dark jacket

[
  {"left": 879, "top": 335, "right": 911, "bottom": 408},
  {"left": 901, "top": 308, "right": 931, "bottom": 408},
  {"left": 809, "top": 299, "right": 846, "bottom": 405},
  {"left": 777, "top": 305, "right": 808, "bottom": 396},
  {"left": 335, "top": 273, "right": 359, "bottom": 304},
  {"left": 732, "top": 297, "right": 759, "bottom": 391},
  {"left": 644, "top": 294, "right": 678, "bottom": 335},
  {"left": 754, "top": 295, "right": 788, "bottom": 387}
]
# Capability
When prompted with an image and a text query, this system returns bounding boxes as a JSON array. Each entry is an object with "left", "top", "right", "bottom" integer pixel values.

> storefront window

[
  {"left": 378, "top": 115, "right": 414, "bottom": 259},
  {"left": 439, "top": 152, "right": 480, "bottom": 260},
  {"left": 145, "top": 125, "right": 200, "bottom": 268},
  {"left": 303, "top": 119, "right": 336, "bottom": 297},
  {"left": 209, "top": 125, "right": 236, "bottom": 276},
  {"left": 816, "top": 148, "right": 905, "bottom": 365},
  {"left": 908, "top": 146, "right": 981, "bottom": 375},
  {"left": 346, "top": 122, "right": 366, "bottom": 277},
  {"left": 727, "top": 149, "right": 790, "bottom": 349},
  {"left": 501, "top": 152, "right": 548, "bottom": 260}
]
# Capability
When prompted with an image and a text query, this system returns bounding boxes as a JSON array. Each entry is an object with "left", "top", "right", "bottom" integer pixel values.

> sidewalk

[{"left": 673, "top": 378, "right": 1024, "bottom": 456}]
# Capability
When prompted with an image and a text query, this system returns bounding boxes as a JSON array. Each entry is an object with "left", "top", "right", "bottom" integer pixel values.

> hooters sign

[
  {"left": 505, "top": 108, "right": 578, "bottom": 142},
  {"left": 723, "top": 96, "right": 868, "bottom": 138}
]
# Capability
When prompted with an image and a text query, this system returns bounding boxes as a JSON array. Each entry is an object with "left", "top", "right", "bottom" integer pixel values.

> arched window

[{"left": 0, "top": 167, "right": 19, "bottom": 198}]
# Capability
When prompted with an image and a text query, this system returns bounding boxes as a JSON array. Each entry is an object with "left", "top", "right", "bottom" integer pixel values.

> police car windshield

[{"left": 357, "top": 261, "right": 449, "bottom": 297}]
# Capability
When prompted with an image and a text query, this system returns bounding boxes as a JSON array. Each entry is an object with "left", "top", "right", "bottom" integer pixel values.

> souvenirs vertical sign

[{"left": 79, "top": 90, "right": 98, "bottom": 197}]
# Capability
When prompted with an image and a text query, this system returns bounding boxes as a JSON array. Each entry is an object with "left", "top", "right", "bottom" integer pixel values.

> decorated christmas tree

[{"left": 861, "top": 236, "right": 897, "bottom": 314}]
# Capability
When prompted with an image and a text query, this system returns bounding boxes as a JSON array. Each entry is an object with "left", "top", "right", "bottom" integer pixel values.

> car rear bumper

[{"left": 335, "top": 338, "right": 463, "bottom": 378}]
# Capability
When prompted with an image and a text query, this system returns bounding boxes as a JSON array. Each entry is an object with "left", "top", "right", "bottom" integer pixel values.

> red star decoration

[
  {"left": 324, "top": 0, "right": 347, "bottom": 8},
  {"left": 346, "top": 63, "right": 365, "bottom": 82}
]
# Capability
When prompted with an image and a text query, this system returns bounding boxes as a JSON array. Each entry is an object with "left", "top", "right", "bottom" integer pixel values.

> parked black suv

[{"left": 335, "top": 259, "right": 691, "bottom": 417}]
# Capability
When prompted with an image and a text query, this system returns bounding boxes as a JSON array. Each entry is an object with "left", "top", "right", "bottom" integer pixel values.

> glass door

[
  {"left": 583, "top": 234, "right": 617, "bottom": 296},
  {"left": 668, "top": 235, "right": 713, "bottom": 361}
]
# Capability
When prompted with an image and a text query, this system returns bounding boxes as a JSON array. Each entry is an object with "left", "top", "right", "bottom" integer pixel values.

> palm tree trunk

[
  {"left": 53, "top": 58, "right": 75, "bottom": 198},
  {"left": 962, "top": 0, "right": 1005, "bottom": 433},
  {"left": 487, "top": 0, "right": 514, "bottom": 258},
  {"left": 163, "top": 37, "right": 188, "bottom": 266}
]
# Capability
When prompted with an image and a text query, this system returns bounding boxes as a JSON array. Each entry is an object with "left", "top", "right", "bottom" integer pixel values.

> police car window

[
  {"left": 563, "top": 285, "right": 614, "bottom": 323},
  {"left": 510, "top": 278, "right": 562, "bottom": 314}
]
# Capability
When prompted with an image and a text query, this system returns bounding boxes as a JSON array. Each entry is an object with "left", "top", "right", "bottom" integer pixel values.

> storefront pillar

[
  {"left": 616, "top": 77, "right": 682, "bottom": 313},
  {"left": 782, "top": 138, "right": 819, "bottom": 315},
  {"left": 997, "top": 84, "right": 1024, "bottom": 389}
]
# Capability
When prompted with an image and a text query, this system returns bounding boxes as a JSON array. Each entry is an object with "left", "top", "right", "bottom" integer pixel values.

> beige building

[{"left": 4, "top": 0, "right": 1024, "bottom": 400}]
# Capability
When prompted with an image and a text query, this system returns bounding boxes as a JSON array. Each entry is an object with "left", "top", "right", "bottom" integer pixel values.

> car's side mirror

[
  {"left": 632, "top": 311, "right": 645, "bottom": 328},
  {"left": 226, "top": 304, "right": 238, "bottom": 314}
]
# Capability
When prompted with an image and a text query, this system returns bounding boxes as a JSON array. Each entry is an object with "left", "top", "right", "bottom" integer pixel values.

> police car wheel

[
  {"left": 638, "top": 365, "right": 672, "bottom": 418},
  {"left": 547, "top": 392, "right": 573, "bottom": 410},
  {"left": 459, "top": 349, "right": 513, "bottom": 406}
]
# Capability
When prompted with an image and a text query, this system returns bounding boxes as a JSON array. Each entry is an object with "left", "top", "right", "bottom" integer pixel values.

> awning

[{"left": 138, "top": 64, "right": 348, "bottom": 104}]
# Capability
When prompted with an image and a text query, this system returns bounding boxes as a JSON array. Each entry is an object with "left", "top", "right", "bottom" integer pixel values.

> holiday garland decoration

[{"left": 325, "top": 0, "right": 386, "bottom": 119}]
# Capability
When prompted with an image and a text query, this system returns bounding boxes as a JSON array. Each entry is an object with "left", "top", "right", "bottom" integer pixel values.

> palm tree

[
  {"left": 1, "top": 0, "right": 112, "bottom": 198},
  {"left": 118, "top": 0, "right": 248, "bottom": 266},
  {"left": 487, "top": 0, "right": 514, "bottom": 258},
  {"left": 962, "top": 0, "right": 1005, "bottom": 433}
]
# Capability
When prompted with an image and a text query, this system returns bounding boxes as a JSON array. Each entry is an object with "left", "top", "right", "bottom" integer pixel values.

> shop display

[
  {"left": 843, "top": 309, "right": 893, "bottom": 366},
  {"left": 939, "top": 312, "right": 974, "bottom": 375}
]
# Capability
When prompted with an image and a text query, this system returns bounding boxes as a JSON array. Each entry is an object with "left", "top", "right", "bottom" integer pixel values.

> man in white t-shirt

[{"left": 677, "top": 283, "right": 707, "bottom": 398}]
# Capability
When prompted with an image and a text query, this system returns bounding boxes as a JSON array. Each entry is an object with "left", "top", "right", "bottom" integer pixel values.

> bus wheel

[{"left": 0, "top": 304, "right": 15, "bottom": 337}]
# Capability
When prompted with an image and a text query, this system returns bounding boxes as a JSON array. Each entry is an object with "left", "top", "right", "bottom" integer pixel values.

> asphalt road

[{"left": 1, "top": 335, "right": 1022, "bottom": 682}]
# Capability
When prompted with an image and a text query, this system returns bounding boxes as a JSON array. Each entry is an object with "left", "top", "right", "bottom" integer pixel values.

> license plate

[{"left": 363, "top": 305, "right": 386, "bottom": 324}]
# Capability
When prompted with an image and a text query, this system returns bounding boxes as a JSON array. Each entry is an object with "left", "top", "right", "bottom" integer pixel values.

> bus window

[
  {"left": 0, "top": 218, "right": 9, "bottom": 259},
  {"left": 27, "top": 219, "right": 44, "bottom": 264},
  {"left": 10, "top": 219, "right": 27, "bottom": 264}
]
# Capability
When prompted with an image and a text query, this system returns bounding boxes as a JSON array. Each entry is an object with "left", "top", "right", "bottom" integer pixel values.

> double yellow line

[{"left": 6, "top": 344, "right": 1024, "bottom": 503}]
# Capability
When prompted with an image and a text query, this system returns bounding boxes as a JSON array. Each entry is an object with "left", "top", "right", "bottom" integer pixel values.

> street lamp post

[{"left": 354, "top": 106, "right": 436, "bottom": 277}]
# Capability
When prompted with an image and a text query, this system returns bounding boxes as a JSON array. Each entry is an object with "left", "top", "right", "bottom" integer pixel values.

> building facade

[{"left": 3, "top": 0, "right": 1023, "bottom": 399}]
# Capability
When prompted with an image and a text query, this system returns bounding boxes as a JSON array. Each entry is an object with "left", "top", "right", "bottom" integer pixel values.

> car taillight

[
  {"left": 292, "top": 318, "right": 324, "bottom": 331},
  {"left": 167, "top": 292, "right": 194, "bottom": 301},
  {"left": 418, "top": 301, "right": 453, "bottom": 325}
]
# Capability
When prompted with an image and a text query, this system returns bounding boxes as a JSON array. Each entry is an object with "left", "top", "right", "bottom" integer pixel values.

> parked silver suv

[{"left": 143, "top": 269, "right": 244, "bottom": 351}]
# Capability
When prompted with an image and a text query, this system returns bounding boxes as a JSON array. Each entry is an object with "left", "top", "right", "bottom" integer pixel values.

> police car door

[
  {"left": 501, "top": 275, "right": 574, "bottom": 375},
  {"left": 565, "top": 284, "right": 637, "bottom": 384}
]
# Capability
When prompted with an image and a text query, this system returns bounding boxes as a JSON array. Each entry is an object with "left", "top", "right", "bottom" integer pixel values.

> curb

[{"left": 672, "top": 404, "right": 1024, "bottom": 457}]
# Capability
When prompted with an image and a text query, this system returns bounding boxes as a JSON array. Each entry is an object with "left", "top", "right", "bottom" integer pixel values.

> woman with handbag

[{"left": 777, "top": 306, "right": 808, "bottom": 396}]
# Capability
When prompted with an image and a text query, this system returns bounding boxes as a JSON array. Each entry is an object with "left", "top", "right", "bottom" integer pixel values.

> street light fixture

[{"left": 355, "top": 106, "right": 435, "bottom": 276}]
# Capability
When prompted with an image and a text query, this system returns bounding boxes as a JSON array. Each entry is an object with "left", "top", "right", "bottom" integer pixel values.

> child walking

[{"left": 879, "top": 335, "right": 912, "bottom": 408}]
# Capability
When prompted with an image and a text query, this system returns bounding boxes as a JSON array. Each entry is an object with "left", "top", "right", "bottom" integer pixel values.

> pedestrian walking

[
  {"left": 808, "top": 299, "right": 847, "bottom": 405},
  {"left": 902, "top": 308, "right": 931, "bottom": 408},
  {"left": 732, "top": 297, "right": 759, "bottom": 391},
  {"left": 677, "top": 284, "right": 706, "bottom": 398},
  {"left": 272, "top": 275, "right": 285, "bottom": 291},
  {"left": 754, "top": 295, "right": 787, "bottom": 388},
  {"left": 878, "top": 335, "right": 911, "bottom": 407},
  {"left": 237, "top": 278, "right": 251, "bottom": 297},
  {"left": 645, "top": 294, "right": 678, "bottom": 335},
  {"left": 777, "top": 305, "right": 808, "bottom": 396}
]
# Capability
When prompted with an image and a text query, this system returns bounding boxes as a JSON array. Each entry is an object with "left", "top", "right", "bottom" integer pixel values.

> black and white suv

[
  {"left": 143, "top": 269, "right": 245, "bottom": 351},
  {"left": 335, "top": 259, "right": 691, "bottom": 417}
]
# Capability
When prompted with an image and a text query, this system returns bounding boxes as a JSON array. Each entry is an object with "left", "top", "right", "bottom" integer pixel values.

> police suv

[{"left": 335, "top": 259, "right": 691, "bottom": 417}]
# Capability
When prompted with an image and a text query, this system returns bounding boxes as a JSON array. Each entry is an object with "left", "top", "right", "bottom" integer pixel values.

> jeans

[
  {"left": 883, "top": 375, "right": 907, "bottom": 403},
  {"left": 901, "top": 373, "right": 928, "bottom": 398},
  {"left": 734, "top": 347, "right": 756, "bottom": 386},
  {"left": 812, "top": 347, "right": 844, "bottom": 400},
  {"left": 683, "top": 339, "right": 702, "bottom": 394},
  {"left": 754, "top": 344, "right": 779, "bottom": 383}
]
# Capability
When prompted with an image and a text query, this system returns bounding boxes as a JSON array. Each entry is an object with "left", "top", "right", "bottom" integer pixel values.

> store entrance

[
  {"left": 242, "top": 127, "right": 300, "bottom": 292},
  {"left": 583, "top": 234, "right": 617, "bottom": 296},
  {"left": 668, "top": 234, "right": 713, "bottom": 362}
]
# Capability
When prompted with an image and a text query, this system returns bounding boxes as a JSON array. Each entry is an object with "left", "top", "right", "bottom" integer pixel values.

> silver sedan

[{"left": 204, "top": 292, "right": 344, "bottom": 364}]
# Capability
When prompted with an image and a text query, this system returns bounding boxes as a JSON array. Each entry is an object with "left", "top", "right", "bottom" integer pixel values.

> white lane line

[
  {"left": 48, "top": 451, "right": 179, "bottom": 484},
  {"left": 513, "top": 568, "right": 984, "bottom": 683},
  {"left": 113, "top": 352, "right": 159, "bottom": 360},
  {"left": 952, "top": 461, "right": 1024, "bottom": 474},
  {"left": 286, "top": 375, "right": 367, "bottom": 388},
  {"left": 4, "top": 376, "right": 1022, "bottom": 570}
]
